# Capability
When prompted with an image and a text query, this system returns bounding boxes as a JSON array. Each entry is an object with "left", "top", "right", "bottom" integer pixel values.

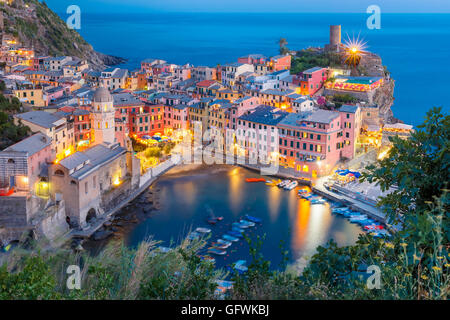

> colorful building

[{"left": 299, "top": 67, "right": 328, "bottom": 96}]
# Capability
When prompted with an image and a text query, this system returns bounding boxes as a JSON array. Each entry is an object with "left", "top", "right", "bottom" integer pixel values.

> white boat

[
  {"left": 349, "top": 215, "right": 368, "bottom": 221},
  {"left": 310, "top": 197, "right": 326, "bottom": 204},
  {"left": 195, "top": 227, "right": 211, "bottom": 234},
  {"left": 278, "top": 180, "right": 291, "bottom": 188},
  {"left": 239, "top": 220, "right": 255, "bottom": 227},
  {"left": 284, "top": 181, "right": 298, "bottom": 190}
]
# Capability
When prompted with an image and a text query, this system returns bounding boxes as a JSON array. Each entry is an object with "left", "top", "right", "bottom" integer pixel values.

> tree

[{"left": 362, "top": 107, "right": 449, "bottom": 225}]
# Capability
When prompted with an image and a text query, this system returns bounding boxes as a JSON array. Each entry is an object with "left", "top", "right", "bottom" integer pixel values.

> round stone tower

[
  {"left": 91, "top": 86, "right": 115, "bottom": 146},
  {"left": 330, "top": 25, "right": 341, "bottom": 47}
]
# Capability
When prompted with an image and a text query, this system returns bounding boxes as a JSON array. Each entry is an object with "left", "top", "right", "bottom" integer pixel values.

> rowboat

[
  {"left": 239, "top": 220, "right": 255, "bottom": 227},
  {"left": 217, "top": 239, "right": 232, "bottom": 246},
  {"left": 223, "top": 235, "right": 239, "bottom": 242},
  {"left": 245, "top": 215, "right": 262, "bottom": 224},
  {"left": 211, "top": 242, "right": 231, "bottom": 249},
  {"left": 232, "top": 260, "right": 248, "bottom": 274},
  {"left": 232, "top": 222, "right": 249, "bottom": 229},
  {"left": 227, "top": 231, "right": 243, "bottom": 238},
  {"left": 232, "top": 227, "right": 245, "bottom": 234},
  {"left": 208, "top": 248, "right": 227, "bottom": 255},
  {"left": 195, "top": 227, "right": 211, "bottom": 234},
  {"left": 199, "top": 255, "right": 216, "bottom": 263}
]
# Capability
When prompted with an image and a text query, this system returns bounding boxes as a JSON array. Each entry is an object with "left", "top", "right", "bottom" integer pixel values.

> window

[{"left": 54, "top": 170, "right": 64, "bottom": 176}]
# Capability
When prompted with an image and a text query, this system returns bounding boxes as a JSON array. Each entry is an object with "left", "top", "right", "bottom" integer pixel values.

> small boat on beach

[
  {"left": 223, "top": 234, "right": 239, "bottom": 242},
  {"left": 245, "top": 215, "right": 262, "bottom": 224},
  {"left": 195, "top": 227, "right": 212, "bottom": 234},
  {"left": 298, "top": 189, "right": 309, "bottom": 194},
  {"left": 208, "top": 248, "right": 227, "bottom": 255}
]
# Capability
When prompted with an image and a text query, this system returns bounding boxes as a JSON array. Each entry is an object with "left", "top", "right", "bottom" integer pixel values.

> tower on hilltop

[{"left": 325, "top": 25, "right": 342, "bottom": 53}]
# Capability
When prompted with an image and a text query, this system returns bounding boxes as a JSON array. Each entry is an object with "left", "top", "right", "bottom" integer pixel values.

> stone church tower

[{"left": 91, "top": 86, "right": 115, "bottom": 146}]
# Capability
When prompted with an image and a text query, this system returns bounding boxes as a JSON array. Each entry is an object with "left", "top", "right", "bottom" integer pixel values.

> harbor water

[{"left": 123, "top": 165, "right": 363, "bottom": 270}]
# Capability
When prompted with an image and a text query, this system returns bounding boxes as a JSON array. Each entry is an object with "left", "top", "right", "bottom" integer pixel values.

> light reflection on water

[{"left": 125, "top": 165, "right": 363, "bottom": 270}]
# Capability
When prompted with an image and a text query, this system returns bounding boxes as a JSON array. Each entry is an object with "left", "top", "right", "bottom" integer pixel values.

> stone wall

[
  {"left": 0, "top": 196, "right": 28, "bottom": 228},
  {"left": 35, "top": 201, "right": 69, "bottom": 242}
]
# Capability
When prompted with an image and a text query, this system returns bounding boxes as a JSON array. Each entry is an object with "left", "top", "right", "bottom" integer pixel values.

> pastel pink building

[
  {"left": 299, "top": 67, "right": 328, "bottom": 96},
  {"left": 0, "top": 132, "right": 54, "bottom": 196},
  {"left": 227, "top": 96, "right": 260, "bottom": 130},
  {"left": 277, "top": 107, "right": 359, "bottom": 178}
]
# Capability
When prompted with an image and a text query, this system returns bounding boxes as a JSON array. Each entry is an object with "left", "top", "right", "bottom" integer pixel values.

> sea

[{"left": 65, "top": 12, "right": 450, "bottom": 126}]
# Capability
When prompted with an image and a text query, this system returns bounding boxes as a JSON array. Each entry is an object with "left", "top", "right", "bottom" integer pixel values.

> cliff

[{"left": 0, "top": 0, "right": 125, "bottom": 69}]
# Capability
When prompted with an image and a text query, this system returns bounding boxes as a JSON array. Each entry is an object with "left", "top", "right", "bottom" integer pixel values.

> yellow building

[{"left": 13, "top": 87, "right": 45, "bottom": 107}]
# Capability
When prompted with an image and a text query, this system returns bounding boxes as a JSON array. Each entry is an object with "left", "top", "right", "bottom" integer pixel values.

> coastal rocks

[{"left": 91, "top": 229, "right": 114, "bottom": 241}]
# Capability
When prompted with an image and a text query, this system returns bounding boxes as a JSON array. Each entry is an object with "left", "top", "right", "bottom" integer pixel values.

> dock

[{"left": 312, "top": 177, "right": 386, "bottom": 223}]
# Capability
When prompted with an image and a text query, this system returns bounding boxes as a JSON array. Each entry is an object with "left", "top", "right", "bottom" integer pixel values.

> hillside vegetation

[{"left": 0, "top": 0, "right": 124, "bottom": 69}]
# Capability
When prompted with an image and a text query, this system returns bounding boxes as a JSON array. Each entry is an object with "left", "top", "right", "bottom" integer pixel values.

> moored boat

[
  {"left": 217, "top": 239, "right": 232, "bottom": 246},
  {"left": 239, "top": 220, "right": 255, "bottom": 227},
  {"left": 227, "top": 231, "right": 243, "bottom": 238},
  {"left": 223, "top": 234, "right": 239, "bottom": 242},
  {"left": 232, "top": 222, "right": 249, "bottom": 229},
  {"left": 284, "top": 181, "right": 298, "bottom": 190},
  {"left": 211, "top": 242, "right": 231, "bottom": 249},
  {"left": 245, "top": 215, "right": 262, "bottom": 224},
  {"left": 278, "top": 180, "right": 291, "bottom": 188},
  {"left": 208, "top": 248, "right": 227, "bottom": 255},
  {"left": 195, "top": 227, "right": 212, "bottom": 234}
]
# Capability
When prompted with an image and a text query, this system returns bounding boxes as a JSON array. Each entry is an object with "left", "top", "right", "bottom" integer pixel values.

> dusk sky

[{"left": 44, "top": 0, "right": 450, "bottom": 13}]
